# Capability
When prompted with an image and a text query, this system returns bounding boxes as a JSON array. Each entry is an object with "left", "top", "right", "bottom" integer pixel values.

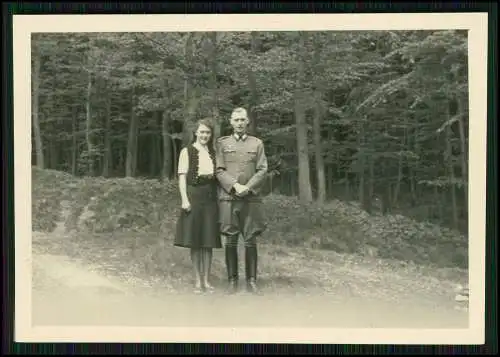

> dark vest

[{"left": 185, "top": 144, "right": 216, "bottom": 186}]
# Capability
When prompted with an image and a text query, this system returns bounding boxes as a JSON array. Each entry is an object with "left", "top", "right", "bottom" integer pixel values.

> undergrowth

[
  {"left": 32, "top": 168, "right": 80, "bottom": 232},
  {"left": 32, "top": 167, "right": 468, "bottom": 270}
]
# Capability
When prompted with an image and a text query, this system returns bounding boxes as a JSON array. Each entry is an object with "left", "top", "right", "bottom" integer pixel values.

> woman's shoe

[
  {"left": 204, "top": 281, "right": 215, "bottom": 292},
  {"left": 193, "top": 282, "right": 204, "bottom": 294}
]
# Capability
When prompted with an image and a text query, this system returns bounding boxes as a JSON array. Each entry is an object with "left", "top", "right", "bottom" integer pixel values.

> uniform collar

[{"left": 233, "top": 133, "right": 248, "bottom": 141}]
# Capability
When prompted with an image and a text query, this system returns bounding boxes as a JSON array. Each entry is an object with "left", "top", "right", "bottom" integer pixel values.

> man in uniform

[{"left": 215, "top": 107, "right": 268, "bottom": 294}]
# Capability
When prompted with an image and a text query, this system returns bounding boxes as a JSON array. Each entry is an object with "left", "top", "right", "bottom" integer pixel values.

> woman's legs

[
  {"left": 201, "top": 248, "right": 214, "bottom": 290},
  {"left": 190, "top": 248, "right": 203, "bottom": 291}
]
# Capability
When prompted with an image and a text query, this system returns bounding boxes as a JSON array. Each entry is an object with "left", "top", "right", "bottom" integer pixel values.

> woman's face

[{"left": 195, "top": 123, "right": 212, "bottom": 145}]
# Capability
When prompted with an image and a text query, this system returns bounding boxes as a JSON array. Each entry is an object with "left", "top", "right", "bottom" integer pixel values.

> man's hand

[{"left": 233, "top": 183, "right": 250, "bottom": 197}]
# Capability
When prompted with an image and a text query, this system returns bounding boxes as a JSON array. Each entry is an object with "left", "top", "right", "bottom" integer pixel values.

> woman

[{"left": 174, "top": 118, "right": 222, "bottom": 293}]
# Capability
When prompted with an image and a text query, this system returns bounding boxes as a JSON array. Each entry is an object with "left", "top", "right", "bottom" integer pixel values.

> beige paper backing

[{"left": 13, "top": 13, "right": 488, "bottom": 344}]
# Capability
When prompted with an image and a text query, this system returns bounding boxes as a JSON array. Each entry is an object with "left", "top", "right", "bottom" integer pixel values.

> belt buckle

[{"left": 199, "top": 174, "right": 213, "bottom": 182}]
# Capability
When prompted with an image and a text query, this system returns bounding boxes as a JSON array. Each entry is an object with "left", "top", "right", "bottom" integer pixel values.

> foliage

[
  {"left": 32, "top": 167, "right": 79, "bottom": 232},
  {"left": 261, "top": 194, "right": 467, "bottom": 269},
  {"left": 65, "top": 176, "right": 179, "bottom": 233},
  {"left": 32, "top": 30, "right": 469, "bottom": 234},
  {"left": 33, "top": 168, "right": 467, "bottom": 269}
]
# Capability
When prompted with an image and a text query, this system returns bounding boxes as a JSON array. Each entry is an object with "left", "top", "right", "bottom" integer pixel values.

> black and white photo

[{"left": 13, "top": 13, "right": 488, "bottom": 344}]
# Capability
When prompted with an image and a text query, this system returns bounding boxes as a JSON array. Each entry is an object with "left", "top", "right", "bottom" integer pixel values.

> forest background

[{"left": 31, "top": 30, "right": 469, "bottom": 273}]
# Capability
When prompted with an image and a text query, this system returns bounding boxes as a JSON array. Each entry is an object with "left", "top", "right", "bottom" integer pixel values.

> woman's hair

[{"left": 191, "top": 118, "right": 215, "bottom": 147}]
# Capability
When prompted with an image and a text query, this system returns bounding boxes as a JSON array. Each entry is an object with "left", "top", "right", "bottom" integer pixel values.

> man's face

[{"left": 230, "top": 115, "right": 249, "bottom": 134}]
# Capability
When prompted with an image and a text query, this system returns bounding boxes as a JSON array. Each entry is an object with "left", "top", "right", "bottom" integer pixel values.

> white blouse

[{"left": 177, "top": 142, "right": 215, "bottom": 176}]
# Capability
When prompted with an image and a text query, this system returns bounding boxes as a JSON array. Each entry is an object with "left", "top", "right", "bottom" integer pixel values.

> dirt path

[{"left": 32, "top": 236, "right": 468, "bottom": 329}]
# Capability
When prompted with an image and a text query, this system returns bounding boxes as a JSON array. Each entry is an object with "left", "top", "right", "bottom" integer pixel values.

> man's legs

[
  {"left": 224, "top": 234, "right": 239, "bottom": 293},
  {"left": 219, "top": 201, "right": 241, "bottom": 294},
  {"left": 244, "top": 243, "right": 258, "bottom": 293},
  {"left": 242, "top": 201, "right": 266, "bottom": 294}
]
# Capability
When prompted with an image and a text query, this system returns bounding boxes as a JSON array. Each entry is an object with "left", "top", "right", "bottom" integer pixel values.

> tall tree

[
  {"left": 183, "top": 32, "right": 196, "bottom": 147},
  {"left": 294, "top": 32, "right": 313, "bottom": 203},
  {"left": 125, "top": 79, "right": 138, "bottom": 177},
  {"left": 248, "top": 32, "right": 259, "bottom": 136},
  {"left": 84, "top": 43, "right": 94, "bottom": 176},
  {"left": 209, "top": 32, "right": 220, "bottom": 140},
  {"left": 312, "top": 33, "right": 326, "bottom": 204}
]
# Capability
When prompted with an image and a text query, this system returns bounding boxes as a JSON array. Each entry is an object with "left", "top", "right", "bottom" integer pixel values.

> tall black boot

[
  {"left": 245, "top": 246, "right": 259, "bottom": 294},
  {"left": 225, "top": 246, "right": 239, "bottom": 294}
]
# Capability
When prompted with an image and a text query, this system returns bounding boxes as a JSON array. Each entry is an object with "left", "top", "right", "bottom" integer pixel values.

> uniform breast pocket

[
  {"left": 244, "top": 150, "right": 258, "bottom": 162},
  {"left": 224, "top": 150, "right": 238, "bottom": 162}
]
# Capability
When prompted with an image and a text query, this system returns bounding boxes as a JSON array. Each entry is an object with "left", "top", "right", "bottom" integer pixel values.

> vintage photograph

[{"left": 15, "top": 13, "right": 487, "bottom": 344}]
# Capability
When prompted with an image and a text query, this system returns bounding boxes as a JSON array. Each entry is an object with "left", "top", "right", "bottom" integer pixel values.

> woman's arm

[
  {"left": 179, "top": 173, "right": 189, "bottom": 205},
  {"left": 177, "top": 148, "right": 190, "bottom": 210}
]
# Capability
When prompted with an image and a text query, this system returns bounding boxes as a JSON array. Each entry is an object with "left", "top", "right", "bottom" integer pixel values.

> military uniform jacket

[{"left": 215, "top": 134, "right": 268, "bottom": 201}]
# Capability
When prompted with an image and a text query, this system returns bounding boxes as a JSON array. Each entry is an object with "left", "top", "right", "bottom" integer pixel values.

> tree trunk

[
  {"left": 294, "top": 32, "right": 313, "bottom": 203},
  {"left": 209, "top": 32, "right": 220, "bottom": 141},
  {"left": 154, "top": 114, "right": 163, "bottom": 178},
  {"left": 434, "top": 185, "right": 442, "bottom": 223},
  {"left": 183, "top": 32, "right": 196, "bottom": 147},
  {"left": 125, "top": 90, "right": 138, "bottom": 177},
  {"left": 150, "top": 131, "right": 157, "bottom": 177},
  {"left": 409, "top": 169, "right": 417, "bottom": 206},
  {"left": 325, "top": 132, "right": 331, "bottom": 197},
  {"left": 162, "top": 111, "right": 173, "bottom": 179},
  {"left": 411, "top": 125, "right": 421, "bottom": 207},
  {"left": 324, "top": 164, "right": 330, "bottom": 198},
  {"left": 118, "top": 149, "right": 124, "bottom": 175},
  {"left": 50, "top": 142, "right": 59, "bottom": 170},
  {"left": 32, "top": 47, "right": 44, "bottom": 169},
  {"left": 291, "top": 172, "right": 298, "bottom": 197},
  {"left": 248, "top": 32, "right": 259, "bottom": 136},
  {"left": 358, "top": 117, "right": 367, "bottom": 206},
  {"left": 384, "top": 184, "right": 392, "bottom": 214},
  {"left": 344, "top": 168, "right": 350, "bottom": 200},
  {"left": 374, "top": 155, "right": 390, "bottom": 215},
  {"left": 445, "top": 121, "right": 459, "bottom": 230},
  {"left": 102, "top": 90, "right": 112, "bottom": 177},
  {"left": 312, "top": 33, "right": 326, "bottom": 204},
  {"left": 161, "top": 73, "right": 174, "bottom": 179},
  {"left": 368, "top": 156, "right": 374, "bottom": 203},
  {"left": 71, "top": 105, "right": 78, "bottom": 176},
  {"left": 85, "top": 69, "right": 94, "bottom": 176},
  {"left": 156, "top": 138, "right": 162, "bottom": 178},
  {"left": 313, "top": 103, "right": 326, "bottom": 204},
  {"left": 393, "top": 147, "right": 404, "bottom": 206},
  {"left": 393, "top": 118, "right": 407, "bottom": 206},
  {"left": 457, "top": 99, "right": 468, "bottom": 213},
  {"left": 409, "top": 143, "right": 417, "bottom": 208}
]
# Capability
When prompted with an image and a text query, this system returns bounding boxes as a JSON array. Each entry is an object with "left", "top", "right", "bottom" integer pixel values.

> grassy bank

[{"left": 32, "top": 167, "right": 468, "bottom": 270}]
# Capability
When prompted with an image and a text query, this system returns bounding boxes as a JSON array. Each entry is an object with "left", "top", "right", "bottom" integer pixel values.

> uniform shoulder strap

[{"left": 217, "top": 135, "right": 230, "bottom": 143}]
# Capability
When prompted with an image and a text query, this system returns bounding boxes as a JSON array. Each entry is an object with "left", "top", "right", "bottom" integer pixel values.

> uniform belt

[
  {"left": 197, "top": 174, "right": 214, "bottom": 180},
  {"left": 191, "top": 175, "right": 215, "bottom": 186}
]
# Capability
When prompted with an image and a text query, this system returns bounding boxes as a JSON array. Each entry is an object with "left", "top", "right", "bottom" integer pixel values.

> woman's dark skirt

[{"left": 174, "top": 179, "right": 222, "bottom": 249}]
